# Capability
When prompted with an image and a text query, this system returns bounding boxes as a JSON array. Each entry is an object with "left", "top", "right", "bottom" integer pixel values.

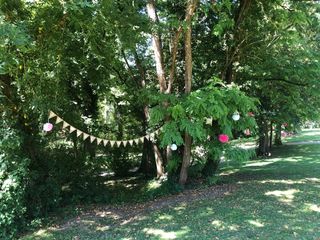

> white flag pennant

[
  {"left": 129, "top": 140, "right": 134, "bottom": 146},
  {"left": 49, "top": 111, "right": 57, "bottom": 119},
  {"left": 134, "top": 139, "right": 140, "bottom": 145},
  {"left": 62, "top": 121, "right": 70, "bottom": 129},
  {"left": 123, "top": 141, "right": 128, "bottom": 147},
  {"left": 55, "top": 117, "right": 63, "bottom": 124},
  {"left": 90, "top": 136, "right": 96, "bottom": 143},
  {"left": 97, "top": 138, "right": 103, "bottom": 145},
  {"left": 83, "top": 133, "right": 89, "bottom": 140},
  {"left": 76, "top": 130, "right": 83, "bottom": 137},
  {"left": 110, "top": 141, "right": 116, "bottom": 147},
  {"left": 69, "top": 126, "right": 76, "bottom": 133},
  {"left": 139, "top": 137, "right": 145, "bottom": 144},
  {"left": 116, "top": 141, "right": 122, "bottom": 147},
  {"left": 103, "top": 140, "right": 109, "bottom": 146},
  {"left": 145, "top": 135, "right": 150, "bottom": 140}
]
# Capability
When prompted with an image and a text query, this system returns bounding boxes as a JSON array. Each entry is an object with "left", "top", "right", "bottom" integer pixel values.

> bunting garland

[{"left": 47, "top": 111, "right": 162, "bottom": 148}]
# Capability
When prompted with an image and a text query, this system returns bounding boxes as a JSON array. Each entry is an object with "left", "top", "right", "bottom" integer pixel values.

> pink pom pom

[
  {"left": 43, "top": 123, "right": 53, "bottom": 132},
  {"left": 218, "top": 134, "right": 229, "bottom": 143}
]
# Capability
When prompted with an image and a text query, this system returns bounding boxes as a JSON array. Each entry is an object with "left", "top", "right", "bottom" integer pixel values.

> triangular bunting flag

[
  {"left": 90, "top": 136, "right": 96, "bottom": 143},
  {"left": 139, "top": 137, "right": 145, "bottom": 143},
  {"left": 49, "top": 111, "right": 56, "bottom": 119},
  {"left": 129, "top": 140, "right": 134, "bottom": 146},
  {"left": 110, "top": 141, "right": 116, "bottom": 147},
  {"left": 62, "top": 121, "right": 70, "bottom": 129},
  {"left": 103, "top": 140, "right": 109, "bottom": 146},
  {"left": 83, "top": 133, "right": 89, "bottom": 140},
  {"left": 76, "top": 130, "right": 83, "bottom": 137},
  {"left": 56, "top": 117, "right": 63, "bottom": 124},
  {"left": 150, "top": 133, "right": 155, "bottom": 138},
  {"left": 123, "top": 141, "right": 128, "bottom": 147},
  {"left": 134, "top": 139, "right": 140, "bottom": 145},
  {"left": 97, "top": 138, "right": 103, "bottom": 145},
  {"left": 116, "top": 141, "right": 122, "bottom": 147},
  {"left": 69, "top": 126, "right": 76, "bottom": 133},
  {"left": 145, "top": 135, "right": 150, "bottom": 140}
]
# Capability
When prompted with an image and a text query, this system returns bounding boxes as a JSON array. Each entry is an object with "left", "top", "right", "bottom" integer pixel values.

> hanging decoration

[
  {"left": 232, "top": 111, "right": 240, "bottom": 121},
  {"left": 47, "top": 111, "right": 162, "bottom": 148},
  {"left": 43, "top": 123, "right": 53, "bottom": 132},
  {"left": 218, "top": 134, "right": 229, "bottom": 143},
  {"left": 248, "top": 112, "right": 254, "bottom": 117},
  {"left": 170, "top": 144, "right": 178, "bottom": 151},
  {"left": 244, "top": 129, "right": 251, "bottom": 136}
]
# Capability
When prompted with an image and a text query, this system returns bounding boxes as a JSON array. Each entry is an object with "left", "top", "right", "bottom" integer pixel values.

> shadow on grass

[{"left": 22, "top": 143, "right": 320, "bottom": 240}]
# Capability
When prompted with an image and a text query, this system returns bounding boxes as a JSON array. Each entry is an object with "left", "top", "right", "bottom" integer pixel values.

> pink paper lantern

[
  {"left": 43, "top": 123, "right": 53, "bottom": 132},
  {"left": 244, "top": 129, "right": 251, "bottom": 136},
  {"left": 218, "top": 134, "right": 229, "bottom": 143}
]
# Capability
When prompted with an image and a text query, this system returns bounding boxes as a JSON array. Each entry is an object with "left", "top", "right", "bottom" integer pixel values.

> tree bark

[
  {"left": 179, "top": 0, "right": 199, "bottom": 185},
  {"left": 269, "top": 121, "right": 273, "bottom": 150},
  {"left": 147, "top": 0, "right": 167, "bottom": 92},
  {"left": 274, "top": 123, "right": 283, "bottom": 145},
  {"left": 257, "top": 118, "right": 270, "bottom": 156},
  {"left": 134, "top": 50, "right": 164, "bottom": 177}
]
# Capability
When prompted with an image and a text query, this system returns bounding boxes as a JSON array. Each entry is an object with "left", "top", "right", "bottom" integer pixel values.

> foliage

[
  {"left": 150, "top": 82, "right": 257, "bottom": 147},
  {"left": 0, "top": 124, "right": 29, "bottom": 239}
]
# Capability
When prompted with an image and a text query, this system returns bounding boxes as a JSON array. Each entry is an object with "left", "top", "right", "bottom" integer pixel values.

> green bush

[{"left": 0, "top": 127, "right": 29, "bottom": 239}]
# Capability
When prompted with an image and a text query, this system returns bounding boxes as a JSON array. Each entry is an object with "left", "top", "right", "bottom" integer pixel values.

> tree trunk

[
  {"left": 257, "top": 119, "right": 270, "bottom": 156},
  {"left": 269, "top": 121, "right": 273, "bottom": 150},
  {"left": 146, "top": 0, "right": 167, "bottom": 92},
  {"left": 134, "top": 50, "right": 164, "bottom": 177},
  {"left": 274, "top": 123, "right": 283, "bottom": 145},
  {"left": 179, "top": 0, "right": 199, "bottom": 185}
]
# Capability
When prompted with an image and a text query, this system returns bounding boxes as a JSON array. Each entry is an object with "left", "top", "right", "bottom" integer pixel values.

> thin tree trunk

[
  {"left": 179, "top": 0, "right": 199, "bottom": 185},
  {"left": 269, "top": 121, "right": 273, "bottom": 150}
]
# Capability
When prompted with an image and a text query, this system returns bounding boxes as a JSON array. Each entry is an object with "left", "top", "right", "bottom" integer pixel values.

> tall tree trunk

[
  {"left": 133, "top": 46, "right": 165, "bottom": 177},
  {"left": 179, "top": 0, "right": 199, "bottom": 185},
  {"left": 146, "top": 0, "right": 167, "bottom": 92}
]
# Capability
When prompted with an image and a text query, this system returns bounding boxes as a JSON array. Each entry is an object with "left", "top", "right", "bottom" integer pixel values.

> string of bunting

[{"left": 47, "top": 111, "right": 162, "bottom": 147}]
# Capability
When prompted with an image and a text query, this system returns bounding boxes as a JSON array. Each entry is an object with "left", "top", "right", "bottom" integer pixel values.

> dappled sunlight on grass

[
  {"left": 304, "top": 203, "right": 320, "bottom": 213},
  {"left": 247, "top": 220, "right": 264, "bottom": 227},
  {"left": 265, "top": 189, "right": 299, "bottom": 203},
  {"left": 143, "top": 228, "right": 178, "bottom": 239}
]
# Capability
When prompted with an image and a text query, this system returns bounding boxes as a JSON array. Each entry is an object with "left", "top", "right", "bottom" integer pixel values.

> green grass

[
  {"left": 21, "top": 130, "right": 320, "bottom": 240},
  {"left": 284, "top": 128, "right": 320, "bottom": 143}
]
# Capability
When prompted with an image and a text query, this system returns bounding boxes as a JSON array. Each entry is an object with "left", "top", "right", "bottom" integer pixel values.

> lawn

[{"left": 21, "top": 130, "right": 320, "bottom": 240}]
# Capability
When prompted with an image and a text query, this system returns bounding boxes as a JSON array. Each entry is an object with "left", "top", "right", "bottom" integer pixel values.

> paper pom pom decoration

[
  {"left": 232, "top": 111, "right": 240, "bottom": 121},
  {"left": 218, "top": 134, "right": 229, "bottom": 143},
  {"left": 170, "top": 144, "right": 177, "bottom": 151},
  {"left": 43, "top": 123, "right": 53, "bottom": 132}
]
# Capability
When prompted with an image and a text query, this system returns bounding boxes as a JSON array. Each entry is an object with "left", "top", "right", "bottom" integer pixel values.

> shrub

[{"left": 0, "top": 127, "right": 29, "bottom": 239}]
